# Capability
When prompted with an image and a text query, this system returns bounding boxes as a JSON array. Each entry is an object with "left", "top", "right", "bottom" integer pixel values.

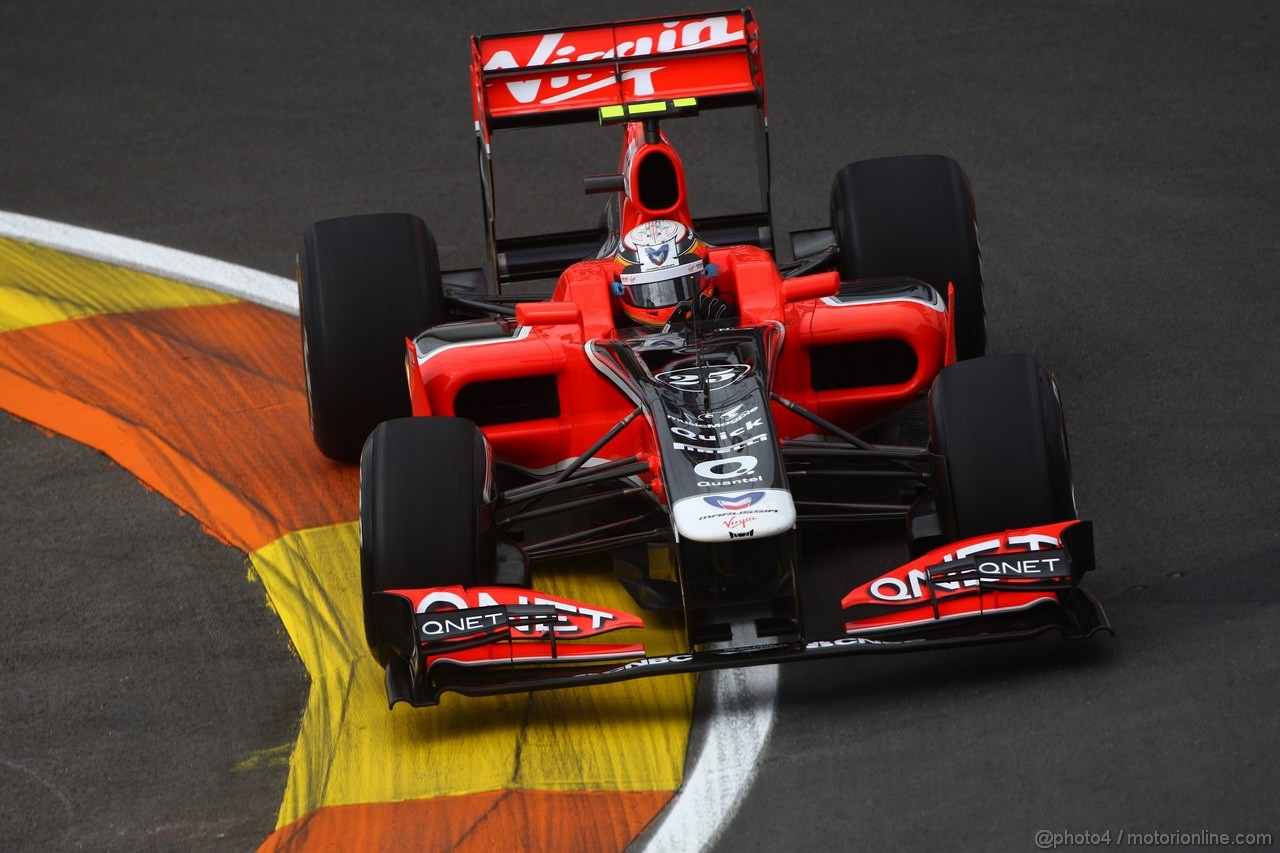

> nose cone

[{"left": 671, "top": 488, "right": 796, "bottom": 542}]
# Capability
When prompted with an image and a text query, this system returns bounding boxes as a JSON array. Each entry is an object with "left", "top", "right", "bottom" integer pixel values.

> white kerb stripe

[
  {"left": 641, "top": 624, "right": 779, "bottom": 852},
  {"left": 0, "top": 211, "right": 298, "bottom": 315}
]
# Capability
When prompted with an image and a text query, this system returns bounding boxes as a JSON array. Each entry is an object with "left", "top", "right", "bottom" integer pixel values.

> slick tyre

[
  {"left": 298, "top": 213, "right": 445, "bottom": 462},
  {"left": 831, "top": 154, "right": 986, "bottom": 359},
  {"left": 360, "top": 416, "right": 495, "bottom": 664},
  {"left": 928, "top": 354, "right": 1076, "bottom": 540}
]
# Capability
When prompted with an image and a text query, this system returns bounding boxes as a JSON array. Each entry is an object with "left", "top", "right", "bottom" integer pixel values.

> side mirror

[
  {"left": 583, "top": 174, "right": 625, "bottom": 195},
  {"left": 515, "top": 302, "right": 583, "bottom": 327},
  {"left": 781, "top": 271, "right": 839, "bottom": 303}
]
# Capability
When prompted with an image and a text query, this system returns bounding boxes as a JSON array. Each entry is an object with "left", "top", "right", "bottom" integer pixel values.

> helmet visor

[{"left": 621, "top": 272, "right": 703, "bottom": 309}]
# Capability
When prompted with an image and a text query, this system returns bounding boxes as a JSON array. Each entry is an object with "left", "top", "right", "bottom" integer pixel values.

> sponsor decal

[
  {"left": 714, "top": 642, "right": 785, "bottom": 656},
  {"left": 804, "top": 637, "right": 885, "bottom": 649},
  {"left": 868, "top": 573, "right": 946, "bottom": 602},
  {"left": 418, "top": 589, "right": 471, "bottom": 610},
  {"left": 865, "top": 538, "right": 1007, "bottom": 603},
  {"left": 671, "top": 487, "right": 797, "bottom": 543},
  {"left": 673, "top": 433, "right": 768, "bottom": 454},
  {"left": 695, "top": 508, "right": 778, "bottom": 523},
  {"left": 508, "top": 597, "right": 617, "bottom": 635},
  {"left": 973, "top": 552, "right": 1069, "bottom": 578},
  {"left": 481, "top": 16, "right": 746, "bottom": 107},
  {"left": 656, "top": 363, "right": 751, "bottom": 390},
  {"left": 702, "top": 491, "right": 765, "bottom": 511},
  {"left": 607, "top": 653, "right": 695, "bottom": 673},
  {"left": 667, "top": 403, "right": 760, "bottom": 429},
  {"left": 698, "top": 475, "right": 762, "bottom": 487},
  {"left": 694, "top": 455, "right": 757, "bottom": 480},
  {"left": 843, "top": 523, "right": 1078, "bottom": 609},
  {"left": 644, "top": 244, "right": 670, "bottom": 266},
  {"left": 693, "top": 455, "right": 764, "bottom": 486},
  {"left": 670, "top": 419, "right": 766, "bottom": 444},
  {"left": 664, "top": 398, "right": 770, "bottom": 461},
  {"left": 409, "top": 586, "right": 642, "bottom": 639},
  {"left": 419, "top": 608, "right": 505, "bottom": 639}
]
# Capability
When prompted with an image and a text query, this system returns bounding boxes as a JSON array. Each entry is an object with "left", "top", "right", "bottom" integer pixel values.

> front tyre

[
  {"left": 928, "top": 354, "right": 1076, "bottom": 540},
  {"left": 359, "top": 416, "right": 495, "bottom": 664}
]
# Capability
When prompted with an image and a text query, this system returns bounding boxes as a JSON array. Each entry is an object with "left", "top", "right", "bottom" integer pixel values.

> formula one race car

[{"left": 297, "top": 9, "right": 1110, "bottom": 708}]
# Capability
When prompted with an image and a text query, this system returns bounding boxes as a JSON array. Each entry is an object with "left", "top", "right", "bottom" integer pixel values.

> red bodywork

[
  {"left": 406, "top": 114, "right": 949, "bottom": 487},
  {"left": 406, "top": 249, "right": 948, "bottom": 491}
]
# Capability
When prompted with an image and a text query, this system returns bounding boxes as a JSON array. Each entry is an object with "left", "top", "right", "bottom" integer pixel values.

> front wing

[{"left": 375, "top": 520, "right": 1110, "bottom": 708}]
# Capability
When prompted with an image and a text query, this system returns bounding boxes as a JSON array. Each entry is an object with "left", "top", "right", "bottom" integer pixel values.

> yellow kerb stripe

[
  {"left": 0, "top": 237, "right": 236, "bottom": 333},
  {"left": 251, "top": 522, "right": 695, "bottom": 828}
]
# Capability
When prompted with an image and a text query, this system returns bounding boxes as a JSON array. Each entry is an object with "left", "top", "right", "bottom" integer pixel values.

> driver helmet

[{"left": 614, "top": 219, "right": 711, "bottom": 327}]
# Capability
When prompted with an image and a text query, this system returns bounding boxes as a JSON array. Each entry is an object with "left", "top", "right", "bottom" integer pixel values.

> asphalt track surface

[{"left": 2, "top": 1, "right": 1279, "bottom": 851}]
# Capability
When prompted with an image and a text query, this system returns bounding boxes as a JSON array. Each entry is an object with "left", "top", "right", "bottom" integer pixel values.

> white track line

[
  {"left": 0, "top": 209, "right": 778, "bottom": 851},
  {"left": 641, "top": 660, "right": 778, "bottom": 852},
  {"left": 0, "top": 211, "right": 298, "bottom": 314}
]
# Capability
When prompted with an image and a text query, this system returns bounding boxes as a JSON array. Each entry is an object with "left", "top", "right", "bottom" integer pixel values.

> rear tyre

[
  {"left": 831, "top": 154, "right": 986, "bottom": 359},
  {"left": 298, "top": 213, "right": 445, "bottom": 462},
  {"left": 360, "top": 416, "right": 495, "bottom": 664},
  {"left": 928, "top": 354, "right": 1076, "bottom": 540}
]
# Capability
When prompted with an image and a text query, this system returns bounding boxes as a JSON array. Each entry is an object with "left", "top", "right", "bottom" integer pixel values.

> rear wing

[
  {"left": 466, "top": 10, "right": 771, "bottom": 292},
  {"left": 470, "top": 10, "right": 764, "bottom": 135}
]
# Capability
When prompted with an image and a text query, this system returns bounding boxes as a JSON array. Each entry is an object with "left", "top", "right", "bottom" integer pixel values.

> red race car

[{"left": 297, "top": 9, "right": 1110, "bottom": 708}]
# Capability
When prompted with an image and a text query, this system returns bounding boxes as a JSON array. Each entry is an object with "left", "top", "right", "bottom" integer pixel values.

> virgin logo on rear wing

[{"left": 472, "top": 12, "right": 759, "bottom": 123}]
